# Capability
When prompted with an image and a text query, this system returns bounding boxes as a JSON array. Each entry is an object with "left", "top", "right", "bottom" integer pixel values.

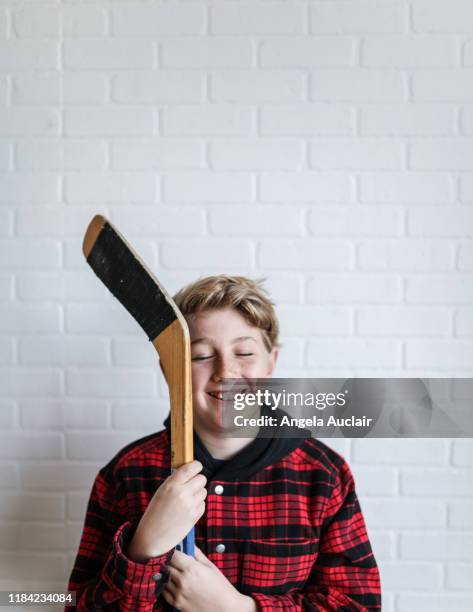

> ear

[{"left": 266, "top": 346, "right": 279, "bottom": 377}]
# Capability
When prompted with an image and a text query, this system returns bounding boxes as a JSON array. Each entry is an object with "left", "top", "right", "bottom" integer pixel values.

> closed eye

[
  {"left": 192, "top": 355, "right": 213, "bottom": 361},
  {"left": 236, "top": 353, "right": 253, "bottom": 357}
]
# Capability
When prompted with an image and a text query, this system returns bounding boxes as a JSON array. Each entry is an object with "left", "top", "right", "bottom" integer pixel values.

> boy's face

[{"left": 187, "top": 307, "right": 278, "bottom": 435}]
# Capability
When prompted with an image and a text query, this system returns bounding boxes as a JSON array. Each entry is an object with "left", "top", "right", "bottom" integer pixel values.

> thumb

[{"left": 194, "top": 546, "right": 215, "bottom": 567}]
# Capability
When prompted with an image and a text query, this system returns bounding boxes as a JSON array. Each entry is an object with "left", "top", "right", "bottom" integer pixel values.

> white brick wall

[{"left": 0, "top": 1, "right": 472, "bottom": 609}]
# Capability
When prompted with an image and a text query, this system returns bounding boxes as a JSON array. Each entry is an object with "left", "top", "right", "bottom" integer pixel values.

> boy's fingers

[
  {"left": 194, "top": 546, "right": 215, "bottom": 567},
  {"left": 171, "top": 460, "right": 203, "bottom": 484},
  {"left": 169, "top": 549, "right": 194, "bottom": 570}
]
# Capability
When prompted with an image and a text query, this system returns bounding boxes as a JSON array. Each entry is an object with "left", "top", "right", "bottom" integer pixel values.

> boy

[{"left": 66, "top": 276, "right": 381, "bottom": 611}]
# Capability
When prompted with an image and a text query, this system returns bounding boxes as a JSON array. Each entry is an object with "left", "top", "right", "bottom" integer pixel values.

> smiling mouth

[{"left": 207, "top": 390, "right": 247, "bottom": 401}]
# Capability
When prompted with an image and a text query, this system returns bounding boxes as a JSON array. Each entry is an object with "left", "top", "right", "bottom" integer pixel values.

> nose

[{"left": 211, "top": 355, "right": 238, "bottom": 382}]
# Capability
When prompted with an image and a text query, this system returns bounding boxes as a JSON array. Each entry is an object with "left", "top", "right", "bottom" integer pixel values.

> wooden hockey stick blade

[{"left": 82, "top": 214, "right": 193, "bottom": 469}]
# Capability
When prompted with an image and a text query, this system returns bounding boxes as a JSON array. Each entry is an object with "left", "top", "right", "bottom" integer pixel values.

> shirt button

[
  {"left": 152, "top": 573, "right": 163, "bottom": 582},
  {"left": 214, "top": 484, "right": 224, "bottom": 495},
  {"left": 215, "top": 543, "right": 225, "bottom": 553}
]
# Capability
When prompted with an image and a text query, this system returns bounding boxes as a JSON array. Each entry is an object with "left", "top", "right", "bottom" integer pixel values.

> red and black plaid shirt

[{"left": 66, "top": 428, "right": 381, "bottom": 611}]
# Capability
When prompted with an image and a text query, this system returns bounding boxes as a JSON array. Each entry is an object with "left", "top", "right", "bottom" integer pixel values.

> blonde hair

[{"left": 173, "top": 275, "right": 279, "bottom": 352}]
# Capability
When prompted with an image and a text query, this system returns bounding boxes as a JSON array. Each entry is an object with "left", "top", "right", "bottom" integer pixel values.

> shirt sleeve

[
  {"left": 250, "top": 461, "right": 381, "bottom": 611},
  {"left": 65, "top": 469, "right": 174, "bottom": 612}
]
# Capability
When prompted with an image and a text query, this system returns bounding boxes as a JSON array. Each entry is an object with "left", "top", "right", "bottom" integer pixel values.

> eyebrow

[{"left": 191, "top": 336, "right": 258, "bottom": 346}]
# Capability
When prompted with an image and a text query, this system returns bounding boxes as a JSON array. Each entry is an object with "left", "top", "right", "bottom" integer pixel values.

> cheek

[{"left": 191, "top": 365, "right": 209, "bottom": 391}]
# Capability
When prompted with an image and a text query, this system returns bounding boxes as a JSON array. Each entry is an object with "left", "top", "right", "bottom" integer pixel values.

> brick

[
  {"left": 307, "top": 339, "right": 401, "bottom": 369},
  {"left": 0, "top": 433, "right": 63, "bottom": 459},
  {"left": 112, "top": 400, "right": 167, "bottom": 430},
  {"left": 62, "top": 5, "right": 106, "bottom": 37},
  {"left": 21, "top": 462, "right": 99, "bottom": 491},
  {"left": 0, "top": 305, "right": 60, "bottom": 333},
  {"left": 112, "top": 4, "right": 205, "bottom": 37},
  {"left": 65, "top": 401, "right": 109, "bottom": 430},
  {"left": 110, "top": 206, "right": 204, "bottom": 236},
  {"left": 360, "top": 104, "right": 454, "bottom": 136},
  {"left": 19, "top": 336, "right": 109, "bottom": 366},
  {"left": 63, "top": 205, "right": 110, "bottom": 237},
  {"left": 258, "top": 239, "right": 353, "bottom": 270},
  {"left": 369, "top": 531, "right": 395, "bottom": 561},
  {"left": 363, "top": 500, "right": 445, "bottom": 528},
  {"left": 413, "top": 70, "right": 473, "bottom": 101},
  {"left": 0, "top": 552, "right": 66, "bottom": 581},
  {"left": 66, "top": 432, "right": 148, "bottom": 460},
  {"left": 63, "top": 73, "right": 108, "bottom": 105},
  {"left": 209, "top": 139, "right": 303, "bottom": 171},
  {"left": 64, "top": 40, "right": 153, "bottom": 70},
  {"left": 261, "top": 273, "right": 304, "bottom": 304},
  {"left": 15, "top": 206, "right": 64, "bottom": 237},
  {"left": 0, "top": 76, "right": 7, "bottom": 105},
  {"left": 65, "top": 108, "right": 153, "bottom": 136},
  {"left": 459, "top": 174, "right": 473, "bottom": 203},
  {"left": 449, "top": 502, "right": 473, "bottom": 528},
  {"left": 162, "top": 37, "right": 253, "bottom": 68},
  {"left": 311, "top": 69, "right": 404, "bottom": 102},
  {"left": 310, "top": 1, "right": 404, "bottom": 34},
  {"left": 0, "top": 338, "right": 13, "bottom": 365},
  {"left": 277, "top": 305, "right": 351, "bottom": 336},
  {"left": 13, "top": 6, "right": 60, "bottom": 38},
  {"left": 0, "top": 41, "right": 58, "bottom": 71},
  {"left": 0, "top": 108, "right": 59, "bottom": 136},
  {"left": 65, "top": 303, "right": 151, "bottom": 335},
  {"left": 362, "top": 36, "right": 456, "bottom": 67},
  {"left": 406, "top": 340, "right": 473, "bottom": 369},
  {"left": 0, "top": 142, "right": 9, "bottom": 169},
  {"left": 210, "top": 2, "right": 305, "bottom": 35},
  {"left": 111, "top": 139, "right": 204, "bottom": 170},
  {"left": 16, "top": 140, "right": 106, "bottom": 171},
  {"left": 0, "top": 367, "right": 61, "bottom": 397},
  {"left": 0, "top": 274, "right": 12, "bottom": 300},
  {"left": 113, "top": 71, "right": 204, "bottom": 104},
  {"left": 112, "top": 339, "right": 157, "bottom": 367},
  {"left": 455, "top": 308, "right": 473, "bottom": 336},
  {"left": 209, "top": 206, "right": 303, "bottom": 236},
  {"left": 0, "top": 208, "right": 12, "bottom": 235},
  {"left": 381, "top": 562, "right": 442, "bottom": 590},
  {"left": 259, "top": 172, "right": 351, "bottom": 203},
  {"left": 446, "top": 564, "right": 473, "bottom": 589},
  {"left": 66, "top": 368, "right": 155, "bottom": 399},
  {"left": 162, "top": 105, "right": 254, "bottom": 136},
  {"left": 16, "top": 272, "right": 64, "bottom": 301},
  {"left": 452, "top": 439, "right": 473, "bottom": 466},
  {"left": 410, "top": 139, "right": 473, "bottom": 169},
  {"left": 0, "top": 493, "right": 65, "bottom": 521},
  {"left": 64, "top": 173, "right": 158, "bottom": 204},
  {"left": 408, "top": 207, "right": 473, "bottom": 237},
  {"left": 163, "top": 172, "right": 253, "bottom": 203},
  {"left": 353, "top": 468, "right": 396, "bottom": 496},
  {"left": 406, "top": 275, "right": 473, "bottom": 303},
  {"left": 412, "top": 0, "right": 473, "bottom": 33},
  {"left": 67, "top": 493, "right": 90, "bottom": 520},
  {"left": 275, "top": 338, "right": 305, "bottom": 370},
  {"left": 358, "top": 240, "right": 453, "bottom": 270},
  {"left": 0, "top": 9, "right": 6, "bottom": 38},
  {"left": 307, "top": 273, "right": 401, "bottom": 303},
  {"left": 64, "top": 270, "right": 110, "bottom": 302},
  {"left": 357, "top": 306, "right": 450, "bottom": 336},
  {"left": 161, "top": 238, "right": 251, "bottom": 269},
  {"left": 353, "top": 439, "right": 448, "bottom": 464},
  {"left": 458, "top": 243, "right": 473, "bottom": 270},
  {"left": 261, "top": 104, "right": 353, "bottom": 136},
  {"left": 359, "top": 172, "right": 452, "bottom": 203},
  {"left": 12, "top": 74, "right": 60, "bottom": 104},
  {"left": 0, "top": 240, "right": 60, "bottom": 268},
  {"left": 401, "top": 532, "right": 473, "bottom": 561},
  {"left": 0, "top": 173, "right": 60, "bottom": 202},
  {"left": 308, "top": 206, "right": 402, "bottom": 235},
  {"left": 310, "top": 139, "right": 401, "bottom": 170},
  {"left": 19, "top": 523, "right": 66, "bottom": 551},
  {"left": 211, "top": 70, "right": 305, "bottom": 103},
  {"left": 20, "top": 400, "right": 64, "bottom": 429},
  {"left": 465, "top": 40, "right": 473, "bottom": 66},
  {"left": 261, "top": 37, "right": 354, "bottom": 67},
  {"left": 0, "top": 462, "right": 18, "bottom": 487}
]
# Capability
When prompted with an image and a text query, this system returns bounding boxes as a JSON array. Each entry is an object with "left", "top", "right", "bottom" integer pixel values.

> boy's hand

[
  {"left": 128, "top": 460, "right": 207, "bottom": 560},
  {"left": 162, "top": 547, "right": 257, "bottom": 612}
]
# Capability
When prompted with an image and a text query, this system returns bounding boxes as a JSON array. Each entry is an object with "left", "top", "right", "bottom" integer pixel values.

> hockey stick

[{"left": 82, "top": 215, "right": 195, "bottom": 559}]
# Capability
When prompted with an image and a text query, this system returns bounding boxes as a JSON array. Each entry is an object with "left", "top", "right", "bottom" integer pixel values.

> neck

[{"left": 194, "top": 425, "right": 256, "bottom": 460}]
